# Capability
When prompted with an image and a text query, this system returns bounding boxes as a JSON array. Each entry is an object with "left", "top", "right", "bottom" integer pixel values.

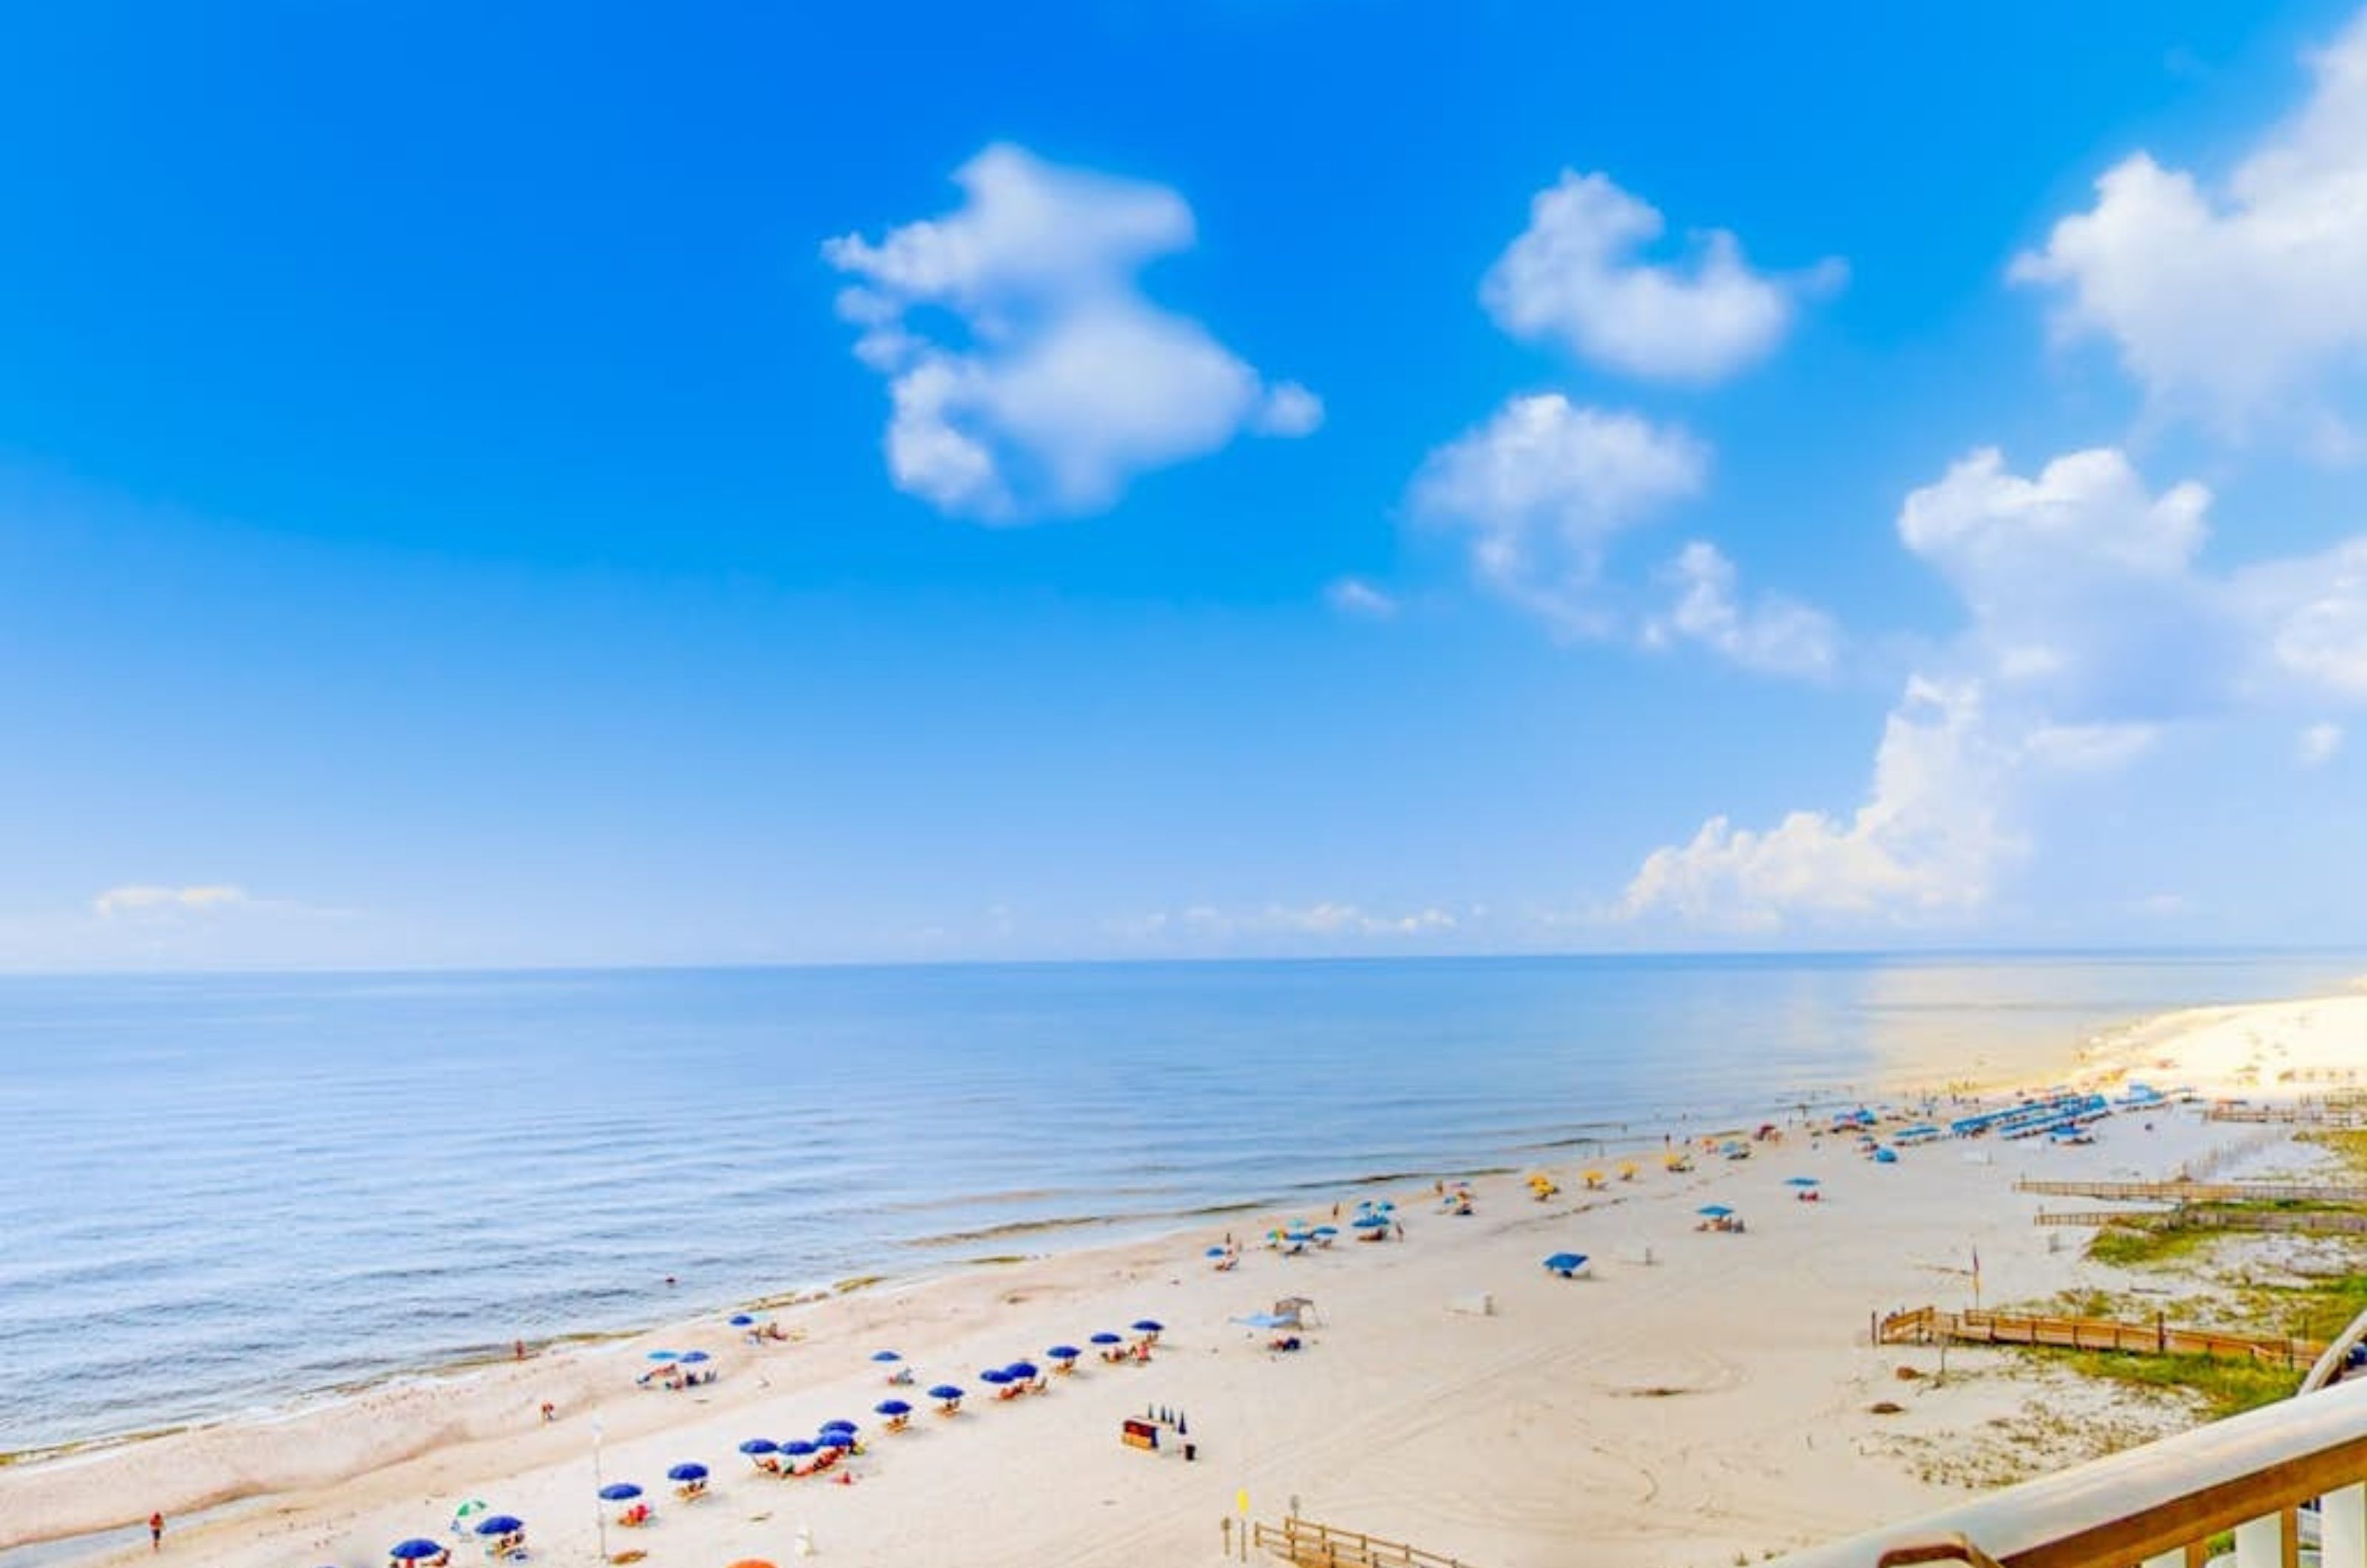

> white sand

[{"left": 10, "top": 990, "right": 2366, "bottom": 1568}]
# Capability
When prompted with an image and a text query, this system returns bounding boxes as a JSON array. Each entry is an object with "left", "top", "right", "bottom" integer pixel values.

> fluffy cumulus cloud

[
  {"left": 92, "top": 884, "right": 249, "bottom": 918},
  {"left": 2013, "top": 10, "right": 2367, "bottom": 447},
  {"left": 1642, "top": 541, "right": 1840, "bottom": 678},
  {"left": 1409, "top": 394, "right": 1706, "bottom": 634},
  {"left": 1621, "top": 445, "right": 2367, "bottom": 930},
  {"left": 824, "top": 144, "right": 1320, "bottom": 521},
  {"left": 1482, "top": 171, "right": 1846, "bottom": 384},
  {"left": 1620, "top": 679, "right": 2016, "bottom": 930}
]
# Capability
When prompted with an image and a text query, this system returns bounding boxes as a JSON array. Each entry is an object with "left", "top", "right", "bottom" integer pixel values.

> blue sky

[{"left": 7, "top": 0, "right": 2367, "bottom": 968}]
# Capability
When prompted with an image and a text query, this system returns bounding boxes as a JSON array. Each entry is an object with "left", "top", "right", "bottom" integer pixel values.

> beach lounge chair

[
  {"left": 883, "top": 1411, "right": 910, "bottom": 1433},
  {"left": 615, "top": 1504, "right": 652, "bottom": 1528},
  {"left": 672, "top": 1480, "right": 707, "bottom": 1502}
]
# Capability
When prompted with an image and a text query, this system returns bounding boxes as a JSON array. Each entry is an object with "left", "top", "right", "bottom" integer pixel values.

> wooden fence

[
  {"left": 1249, "top": 1518, "right": 1474, "bottom": 1568},
  {"left": 2013, "top": 1178, "right": 2367, "bottom": 1204},
  {"left": 1878, "top": 1305, "right": 2321, "bottom": 1365},
  {"left": 2035, "top": 1206, "right": 2367, "bottom": 1235}
]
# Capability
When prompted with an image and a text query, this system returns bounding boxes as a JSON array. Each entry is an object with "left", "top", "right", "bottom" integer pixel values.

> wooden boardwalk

[
  {"left": 2036, "top": 1206, "right": 2367, "bottom": 1235},
  {"left": 1250, "top": 1518, "right": 1473, "bottom": 1567},
  {"left": 2013, "top": 1177, "right": 2367, "bottom": 1204},
  {"left": 1877, "top": 1305, "right": 2321, "bottom": 1365}
]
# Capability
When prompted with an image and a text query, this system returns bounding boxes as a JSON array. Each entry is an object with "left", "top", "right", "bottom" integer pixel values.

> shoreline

[{"left": 9, "top": 984, "right": 2364, "bottom": 1567}]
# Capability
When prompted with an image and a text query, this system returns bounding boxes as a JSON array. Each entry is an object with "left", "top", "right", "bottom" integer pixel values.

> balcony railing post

[{"left": 2326, "top": 1481, "right": 2367, "bottom": 1568}]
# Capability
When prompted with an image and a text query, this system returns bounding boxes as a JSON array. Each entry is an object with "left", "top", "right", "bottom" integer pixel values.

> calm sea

[{"left": 0, "top": 952, "right": 2355, "bottom": 1453}]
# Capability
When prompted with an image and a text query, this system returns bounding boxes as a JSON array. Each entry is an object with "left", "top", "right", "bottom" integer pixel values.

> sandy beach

[{"left": 9, "top": 985, "right": 2365, "bottom": 1568}]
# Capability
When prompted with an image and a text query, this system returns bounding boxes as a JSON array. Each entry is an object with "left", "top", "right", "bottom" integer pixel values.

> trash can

[{"left": 1183, "top": 1442, "right": 1197, "bottom": 1462}]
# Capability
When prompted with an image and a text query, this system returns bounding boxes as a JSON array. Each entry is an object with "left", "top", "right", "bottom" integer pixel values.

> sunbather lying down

[{"left": 1269, "top": 1335, "right": 1303, "bottom": 1352}]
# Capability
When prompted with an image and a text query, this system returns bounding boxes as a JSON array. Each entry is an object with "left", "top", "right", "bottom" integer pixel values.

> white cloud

[
  {"left": 1620, "top": 442, "right": 2367, "bottom": 930},
  {"left": 1121, "top": 901, "right": 1459, "bottom": 944},
  {"left": 2301, "top": 720, "right": 2346, "bottom": 766},
  {"left": 1619, "top": 677, "right": 2019, "bottom": 930},
  {"left": 2013, "top": 10, "right": 2367, "bottom": 445},
  {"left": 823, "top": 143, "right": 1318, "bottom": 520},
  {"left": 1642, "top": 541, "right": 1839, "bottom": 677},
  {"left": 92, "top": 884, "right": 251, "bottom": 919},
  {"left": 1325, "top": 577, "right": 1401, "bottom": 619},
  {"left": 1408, "top": 394, "right": 1706, "bottom": 634},
  {"left": 1482, "top": 170, "right": 1845, "bottom": 384}
]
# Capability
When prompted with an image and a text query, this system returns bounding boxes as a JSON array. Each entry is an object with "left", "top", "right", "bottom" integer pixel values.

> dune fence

[{"left": 1878, "top": 1306, "right": 2321, "bottom": 1366}]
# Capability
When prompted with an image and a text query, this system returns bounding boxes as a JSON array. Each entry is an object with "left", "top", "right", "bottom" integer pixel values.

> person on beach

[{"left": 149, "top": 1513, "right": 163, "bottom": 1552}]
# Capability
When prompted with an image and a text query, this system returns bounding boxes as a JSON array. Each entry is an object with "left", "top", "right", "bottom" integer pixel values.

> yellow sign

[{"left": 1235, "top": 1489, "right": 1249, "bottom": 1515}]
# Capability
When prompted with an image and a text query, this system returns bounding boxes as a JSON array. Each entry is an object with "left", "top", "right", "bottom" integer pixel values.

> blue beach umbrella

[
  {"left": 1351, "top": 1215, "right": 1387, "bottom": 1230},
  {"left": 666, "top": 1463, "right": 707, "bottom": 1482},
  {"left": 928, "top": 1384, "right": 964, "bottom": 1401},
  {"left": 1131, "top": 1319, "right": 1163, "bottom": 1334},
  {"left": 1004, "top": 1361, "right": 1039, "bottom": 1381},
  {"left": 728, "top": 1314, "right": 755, "bottom": 1327},
  {"left": 979, "top": 1367, "right": 1013, "bottom": 1385},
  {"left": 1786, "top": 1177, "right": 1820, "bottom": 1187},
  {"left": 777, "top": 1439, "right": 817, "bottom": 1458},
  {"left": 1089, "top": 1332, "right": 1123, "bottom": 1345},
  {"left": 1874, "top": 1147, "right": 1899, "bottom": 1164},
  {"left": 646, "top": 1350, "right": 679, "bottom": 1362},
  {"left": 1204, "top": 1246, "right": 1227, "bottom": 1257},
  {"left": 875, "top": 1399, "right": 912, "bottom": 1416},
  {"left": 472, "top": 1518, "right": 524, "bottom": 1538},
  {"left": 391, "top": 1541, "right": 445, "bottom": 1561},
  {"left": 1542, "top": 1252, "right": 1588, "bottom": 1277},
  {"left": 738, "top": 1439, "right": 778, "bottom": 1455},
  {"left": 678, "top": 1351, "right": 710, "bottom": 1365},
  {"left": 870, "top": 1349, "right": 902, "bottom": 1364},
  {"left": 1047, "top": 1345, "right": 1080, "bottom": 1362},
  {"left": 1313, "top": 1226, "right": 1338, "bottom": 1237},
  {"left": 1697, "top": 1205, "right": 1734, "bottom": 1218},
  {"left": 820, "top": 1420, "right": 858, "bottom": 1437},
  {"left": 596, "top": 1483, "right": 641, "bottom": 1502}
]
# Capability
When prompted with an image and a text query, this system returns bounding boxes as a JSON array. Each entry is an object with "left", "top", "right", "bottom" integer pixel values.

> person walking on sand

[{"left": 149, "top": 1513, "right": 163, "bottom": 1552}]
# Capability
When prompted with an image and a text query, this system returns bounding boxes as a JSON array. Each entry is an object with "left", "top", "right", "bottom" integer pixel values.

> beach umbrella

[
  {"left": 1874, "top": 1147, "right": 1899, "bottom": 1164},
  {"left": 1131, "top": 1319, "right": 1163, "bottom": 1334},
  {"left": 728, "top": 1314, "right": 755, "bottom": 1327},
  {"left": 1543, "top": 1252, "right": 1587, "bottom": 1274},
  {"left": 1204, "top": 1246, "right": 1227, "bottom": 1257},
  {"left": 979, "top": 1367, "right": 1013, "bottom": 1385},
  {"left": 1785, "top": 1177, "right": 1821, "bottom": 1187},
  {"left": 1376, "top": 1200, "right": 1395, "bottom": 1212},
  {"left": 928, "top": 1384, "right": 964, "bottom": 1401},
  {"left": 1004, "top": 1361, "right": 1040, "bottom": 1381},
  {"left": 1313, "top": 1226, "right": 1338, "bottom": 1237},
  {"left": 471, "top": 1518, "right": 524, "bottom": 1538},
  {"left": 666, "top": 1463, "right": 708, "bottom": 1483},
  {"left": 1089, "top": 1332, "right": 1124, "bottom": 1345},
  {"left": 646, "top": 1350, "right": 679, "bottom": 1362},
  {"left": 870, "top": 1349, "right": 902, "bottom": 1364},
  {"left": 1047, "top": 1345, "right": 1080, "bottom": 1362},
  {"left": 875, "top": 1399, "right": 912, "bottom": 1416},
  {"left": 777, "top": 1439, "right": 817, "bottom": 1458},
  {"left": 391, "top": 1541, "right": 445, "bottom": 1561},
  {"left": 1696, "top": 1205, "right": 1734, "bottom": 1218},
  {"left": 451, "top": 1501, "right": 489, "bottom": 1521},
  {"left": 738, "top": 1439, "right": 779, "bottom": 1455},
  {"left": 820, "top": 1419, "right": 858, "bottom": 1436},
  {"left": 678, "top": 1351, "right": 711, "bottom": 1365},
  {"left": 596, "top": 1484, "right": 641, "bottom": 1502}
]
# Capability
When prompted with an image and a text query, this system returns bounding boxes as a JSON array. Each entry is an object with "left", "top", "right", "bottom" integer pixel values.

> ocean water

[{"left": 0, "top": 951, "right": 2355, "bottom": 1453}]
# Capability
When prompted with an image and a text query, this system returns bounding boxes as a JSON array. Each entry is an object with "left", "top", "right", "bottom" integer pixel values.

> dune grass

[{"left": 2084, "top": 1223, "right": 2218, "bottom": 1267}]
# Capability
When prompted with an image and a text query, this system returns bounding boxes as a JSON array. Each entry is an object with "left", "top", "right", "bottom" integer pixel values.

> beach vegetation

[
  {"left": 2300, "top": 1130, "right": 2367, "bottom": 1179},
  {"left": 2044, "top": 1351, "right": 2297, "bottom": 1422},
  {"left": 2084, "top": 1223, "right": 2216, "bottom": 1267}
]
